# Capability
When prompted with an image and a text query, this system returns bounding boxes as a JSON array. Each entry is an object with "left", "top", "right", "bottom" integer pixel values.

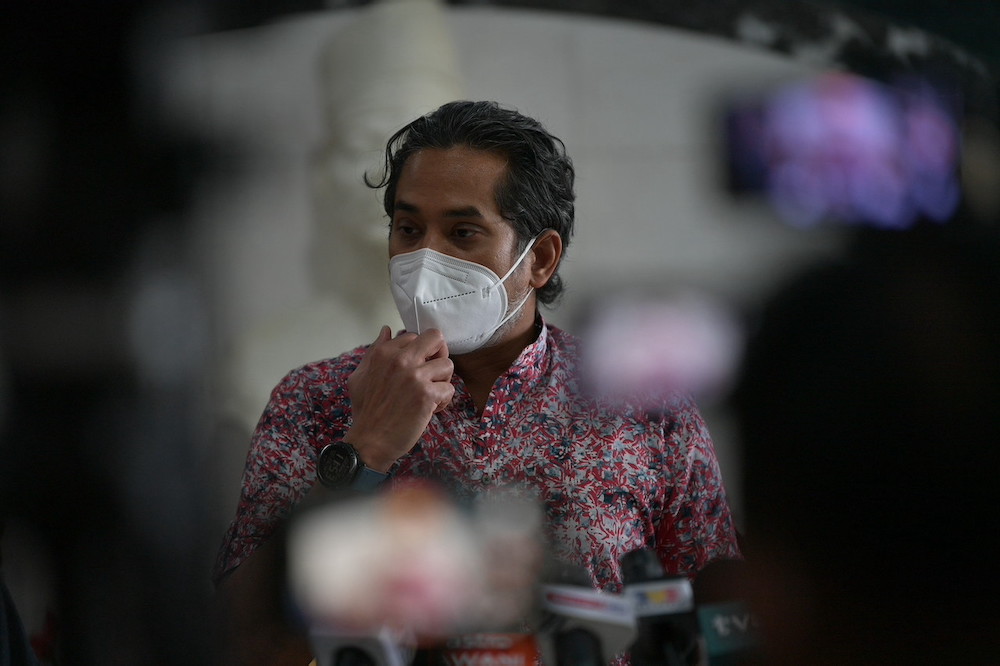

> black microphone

[
  {"left": 534, "top": 560, "right": 637, "bottom": 666},
  {"left": 621, "top": 549, "right": 702, "bottom": 666},
  {"left": 309, "top": 625, "right": 414, "bottom": 666},
  {"left": 692, "top": 559, "right": 760, "bottom": 666}
]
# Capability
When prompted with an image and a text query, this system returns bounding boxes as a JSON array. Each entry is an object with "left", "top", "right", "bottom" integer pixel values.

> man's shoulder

[{"left": 276, "top": 344, "right": 369, "bottom": 390}]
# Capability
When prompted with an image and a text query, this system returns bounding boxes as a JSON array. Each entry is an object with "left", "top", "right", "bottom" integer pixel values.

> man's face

[{"left": 388, "top": 146, "right": 524, "bottom": 277}]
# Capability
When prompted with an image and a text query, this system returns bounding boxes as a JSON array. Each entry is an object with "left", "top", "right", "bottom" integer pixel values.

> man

[{"left": 213, "top": 101, "right": 740, "bottom": 664}]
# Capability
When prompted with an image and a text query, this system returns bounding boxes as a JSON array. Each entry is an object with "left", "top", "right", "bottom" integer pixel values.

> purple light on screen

[{"left": 758, "top": 73, "right": 960, "bottom": 229}]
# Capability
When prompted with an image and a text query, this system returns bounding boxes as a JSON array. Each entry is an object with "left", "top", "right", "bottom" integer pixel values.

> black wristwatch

[{"left": 316, "top": 441, "right": 389, "bottom": 491}]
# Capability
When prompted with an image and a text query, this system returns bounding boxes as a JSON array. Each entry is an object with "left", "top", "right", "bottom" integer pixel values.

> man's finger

[
  {"left": 422, "top": 356, "right": 455, "bottom": 383},
  {"left": 430, "top": 382, "right": 455, "bottom": 414},
  {"left": 428, "top": 334, "right": 449, "bottom": 361},
  {"left": 411, "top": 328, "right": 449, "bottom": 361},
  {"left": 370, "top": 325, "right": 392, "bottom": 347},
  {"left": 358, "top": 325, "right": 393, "bottom": 364}
]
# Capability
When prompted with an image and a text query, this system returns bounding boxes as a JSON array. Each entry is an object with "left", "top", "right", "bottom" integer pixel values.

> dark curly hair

[{"left": 366, "top": 100, "right": 575, "bottom": 306}]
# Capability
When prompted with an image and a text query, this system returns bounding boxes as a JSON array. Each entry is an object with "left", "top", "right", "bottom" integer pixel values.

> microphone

[
  {"left": 285, "top": 484, "right": 481, "bottom": 666},
  {"left": 692, "top": 560, "right": 760, "bottom": 666},
  {"left": 309, "top": 624, "right": 414, "bottom": 666},
  {"left": 621, "top": 549, "right": 702, "bottom": 666},
  {"left": 534, "top": 560, "right": 637, "bottom": 666},
  {"left": 418, "top": 632, "right": 540, "bottom": 666}
]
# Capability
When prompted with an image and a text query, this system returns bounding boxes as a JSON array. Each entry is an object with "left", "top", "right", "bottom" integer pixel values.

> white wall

[{"left": 166, "top": 4, "right": 848, "bottom": 533}]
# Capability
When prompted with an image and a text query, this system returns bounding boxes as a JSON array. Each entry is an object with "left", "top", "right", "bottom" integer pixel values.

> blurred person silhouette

[
  {"left": 732, "top": 220, "right": 1000, "bottom": 665},
  {"left": 0, "top": 575, "right": 39, "bottom": 666},
  {"left": 1, "top": 331, "right": 39, "bottom": 666},
  {"left": 0, "top": 537, "right": 40, "bottom": 666}
]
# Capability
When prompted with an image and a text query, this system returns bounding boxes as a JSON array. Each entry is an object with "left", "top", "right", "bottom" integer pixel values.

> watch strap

[{"left": 351, "top": 465, "right": 390, "bottom": 491}]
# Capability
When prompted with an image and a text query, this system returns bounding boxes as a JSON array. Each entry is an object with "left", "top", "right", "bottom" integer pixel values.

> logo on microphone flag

[
  {"left": 625, "top": 578, "right": 694, "bottom": 616},
  {"left": 541, "top": 585, "right": 635, "bottom": 624}
]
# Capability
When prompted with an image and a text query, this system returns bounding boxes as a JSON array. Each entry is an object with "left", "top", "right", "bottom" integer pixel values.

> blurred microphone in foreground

[
  {"left": 310, "top": 625, "right": 414, "bottom": 666},
  {"left": 621, "top": 549, "right": 702, "bottom": 666},
  {"left": 286, "top": 481, "right": 546, "bottom": 666},
  {"left": 418, "top": 487, "right": 547, "bottom": 666},
  {"left": 533, "top": 559, "right": 636, "bottom": 666},
  {"left": 692, "top": 560, "right": 759, "bottom": 666},
  {"left": 290, "top": 482, "right": 763, "bottom": 666}
]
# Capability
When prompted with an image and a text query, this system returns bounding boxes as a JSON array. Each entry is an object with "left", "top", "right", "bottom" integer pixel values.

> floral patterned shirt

[{"left": 213, "top": 321, "right": 740, "bottom": 590}]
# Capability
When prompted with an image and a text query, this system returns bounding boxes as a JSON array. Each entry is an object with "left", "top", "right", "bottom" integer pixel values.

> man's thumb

[{"left": 371, "top": 324, "right": 391, "bottom": 346}]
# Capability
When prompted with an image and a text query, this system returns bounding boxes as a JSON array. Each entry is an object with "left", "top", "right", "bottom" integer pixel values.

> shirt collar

[{"left": 505, "top": 313, "right": 550, "bottom": 385}]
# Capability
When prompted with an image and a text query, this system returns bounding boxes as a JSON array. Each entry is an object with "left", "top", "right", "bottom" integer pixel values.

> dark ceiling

[
  {"left": 198, "top": 0, "right": 1000, "bottom": 72},
  {"left": 182, "top": 0, "right": 999, "bottom": 123},
  {"left": 840, "top": 0, "right": 1000, "bottom": 67}
]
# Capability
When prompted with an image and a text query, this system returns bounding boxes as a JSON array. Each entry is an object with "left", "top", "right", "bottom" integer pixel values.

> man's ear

[{"left": 529, "top": 229, "right": 562, "bottom": 289}]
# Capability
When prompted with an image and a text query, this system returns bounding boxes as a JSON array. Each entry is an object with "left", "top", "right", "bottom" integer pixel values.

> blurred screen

[{"left": 722, "top": 72, "right": 962, "bottom": 230}]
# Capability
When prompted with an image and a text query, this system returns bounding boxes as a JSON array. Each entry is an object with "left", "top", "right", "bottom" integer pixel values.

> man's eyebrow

[
  {"left": 443, "top": 206, "right": 484, "bottom": 218},
  {"left": 393, "top": 200, "right": 484, "bottom": 218}
]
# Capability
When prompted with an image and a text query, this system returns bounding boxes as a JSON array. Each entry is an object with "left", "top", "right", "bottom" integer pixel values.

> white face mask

[{"left": 389, "top": 238, "right": 538, "bottom": 354}]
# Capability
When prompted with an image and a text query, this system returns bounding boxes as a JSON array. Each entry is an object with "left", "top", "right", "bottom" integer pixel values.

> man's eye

[{"left": 453, "top": 227, "right": 477, "bottom": 239}]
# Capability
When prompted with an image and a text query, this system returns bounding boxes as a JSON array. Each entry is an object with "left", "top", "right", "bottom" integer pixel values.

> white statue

[{"left": 218, "top": 0, "right": 465, "bottom": 438}]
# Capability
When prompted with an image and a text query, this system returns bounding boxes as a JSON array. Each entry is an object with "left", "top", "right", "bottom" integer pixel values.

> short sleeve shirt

[{"left": 213, "top": 322, "right": 741, "bottom": 590}]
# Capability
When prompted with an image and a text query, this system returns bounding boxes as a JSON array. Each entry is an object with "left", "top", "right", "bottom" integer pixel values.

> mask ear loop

[
  {"left": 496, "top": 231, "right": 548, "bottom": 287},
  {"left": 489, "top": 230, "right": 550, "bottom": 332},
  {"left": 494, "top": 287, "right": 533, "bottom": 329}
]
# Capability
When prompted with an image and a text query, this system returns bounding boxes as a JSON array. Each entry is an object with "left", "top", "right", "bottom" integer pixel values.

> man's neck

[{"left": 452, "top": 310, "right": 541, "bottom": 415}]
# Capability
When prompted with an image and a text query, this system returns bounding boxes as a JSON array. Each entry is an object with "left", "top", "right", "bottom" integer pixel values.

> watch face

[{"left": 318, "top": 443, "right": 359, "bottom": 487}]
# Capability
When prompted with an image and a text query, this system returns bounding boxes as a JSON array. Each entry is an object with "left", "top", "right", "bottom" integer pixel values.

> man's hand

[{"left": 345, "top": 326, "right": 455, "bottom": 472}]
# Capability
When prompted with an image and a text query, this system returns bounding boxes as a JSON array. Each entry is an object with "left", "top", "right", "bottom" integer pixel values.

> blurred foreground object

[
  {"left": 287, "top": 482, "right": 544, "bottom": 645},
  {"left": 732, "top": 222, "right": 1000, "bottom": 665},
  {"left": 1, "top": 2, "right": 217, "bottom": 663},
  {"left": 579, "top": 290, "right": 743, "bottom": 408},
  {"left": 621, "top": 548, "right": 700, "bottom": 666},
  {"left": 535, "top": 558, "right": 637, "bottom": 666},
  {"left": 288, "top": 481, "right": 653, "bottom": 665}
]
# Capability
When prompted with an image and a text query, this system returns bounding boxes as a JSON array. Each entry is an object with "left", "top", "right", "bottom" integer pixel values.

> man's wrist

[{"left": 342, "top": 428, "right": 397, "bottom": 473}]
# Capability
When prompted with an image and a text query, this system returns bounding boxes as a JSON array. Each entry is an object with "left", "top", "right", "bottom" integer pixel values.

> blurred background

[{"left": 1, "top": 0, "right": 997, "bottom": 663}]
